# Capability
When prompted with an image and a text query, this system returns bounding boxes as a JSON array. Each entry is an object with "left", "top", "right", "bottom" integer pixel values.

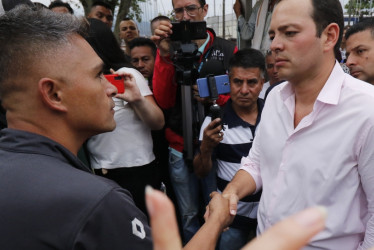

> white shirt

[
  {"left": 259, "top": 81, "right": 270, "bottom": 99},
  {"left": 240, "top": 63, "right": 374, "bottom": 249},
  {"left": 88, "top": 68, "right": 155, "bottom": 169}
]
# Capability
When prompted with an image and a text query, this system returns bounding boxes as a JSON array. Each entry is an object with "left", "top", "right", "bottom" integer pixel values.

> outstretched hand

[{"left": 146, "top": 187, "right": 327, "bottom": 250}]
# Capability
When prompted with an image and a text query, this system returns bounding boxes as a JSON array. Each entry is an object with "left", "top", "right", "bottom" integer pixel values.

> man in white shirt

[{"left": 219, "top": 0, "right": 374, "bottom": 249}]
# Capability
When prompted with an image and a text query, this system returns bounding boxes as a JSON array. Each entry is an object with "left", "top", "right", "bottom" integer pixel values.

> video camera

[
  {"left": 170, "top": 21, "right": 207, "bottom": 43},
  {"left": 169, "top": 21, "right": 207, "bottom": 162}
]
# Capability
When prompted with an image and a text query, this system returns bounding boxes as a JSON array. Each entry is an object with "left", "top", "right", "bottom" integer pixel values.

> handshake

[{"left": 146, "top": 187, "right": 327, "bottom": 250}]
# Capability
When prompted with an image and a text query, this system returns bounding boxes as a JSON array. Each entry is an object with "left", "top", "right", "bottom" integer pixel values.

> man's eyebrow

[{"left": 92, "top": 62, "right": 105, "bottom": 73}]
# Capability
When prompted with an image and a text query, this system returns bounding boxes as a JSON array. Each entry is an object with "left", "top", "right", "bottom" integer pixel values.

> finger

[
  {"left": 207, "top": 118, "right": 221, "bottom": 129},
  {"left": 243, "top": 206, "right": 327, "bottom": 250},
  {"left": 203, "top": 205, "right": 209, "bottom": 222},
  {"left": 209, "top": 191, "right": 219, "bottom": 198},
  {"left": 222, "top": 194, "right": 238, "bottom": 215},
  {"left": 145, "top": 186, "right": 182, "bottom": 250}
]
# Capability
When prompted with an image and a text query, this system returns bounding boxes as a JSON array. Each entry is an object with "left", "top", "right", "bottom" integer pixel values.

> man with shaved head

[{"left": 0, "top": 6, "right": 153, "bottom": 249}]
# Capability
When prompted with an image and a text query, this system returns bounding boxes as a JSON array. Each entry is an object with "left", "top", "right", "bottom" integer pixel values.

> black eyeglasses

[{"left": 172, "top": 5, "right": 202, "bottom": 20}]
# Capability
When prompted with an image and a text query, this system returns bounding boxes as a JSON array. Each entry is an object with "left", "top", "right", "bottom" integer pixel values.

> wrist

[{"left": 200, "top": 144, "right": 213, "bottom": 155}]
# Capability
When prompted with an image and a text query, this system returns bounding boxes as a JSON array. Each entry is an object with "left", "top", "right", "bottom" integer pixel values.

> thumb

[
  {"left": 243, "top": 206, "right": 327, "bottom": 250},
  {"left": 145, "top": 186, "right": 182, "bottom": 250}
]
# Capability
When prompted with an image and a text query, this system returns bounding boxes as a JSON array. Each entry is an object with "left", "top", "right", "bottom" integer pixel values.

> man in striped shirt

[{"left": 193, "top": 48, "right": 265, "bottom": 250}]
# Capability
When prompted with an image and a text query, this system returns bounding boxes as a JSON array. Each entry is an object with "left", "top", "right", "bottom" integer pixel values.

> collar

[
  {"left": 0, "top": 128, "right": 91, "bottom": 173},
  {"left": 201, "top": 28, "right": 216, "bottom": 56},
  {"left": 280, "top": 61, "right": 344, "bottom": 106},
  {"left": 223, "top": 98, "right": 264, "bottom": 129},
  {"left": 198, "top": 33, "right": 210, "bottom": 54}
]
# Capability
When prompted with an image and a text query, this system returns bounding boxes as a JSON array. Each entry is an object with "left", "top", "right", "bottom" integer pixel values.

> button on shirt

[{"left": 240, "top": 62, "right": 374, "bottom": 249}]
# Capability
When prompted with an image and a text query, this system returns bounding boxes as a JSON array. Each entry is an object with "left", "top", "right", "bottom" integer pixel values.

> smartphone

[
  {"left": 170, "top": 21, "right": 207, "bottom": 42},
  {"left": 197, "top": 75, "right": 230, "bottom": 98},
  {"left": 104, "top": 74, "right": 125, "bottom": 94}
]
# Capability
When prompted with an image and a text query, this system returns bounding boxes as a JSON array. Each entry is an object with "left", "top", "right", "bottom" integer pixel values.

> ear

[
  {"left": 322, "top": 23, "right": 339, "bottom": 53},
  {"left": 38, "top": 78, "right": 68, "bottom": 112},
  {"left": 202, "top": 4, "right": 208, "bottom": 18}
]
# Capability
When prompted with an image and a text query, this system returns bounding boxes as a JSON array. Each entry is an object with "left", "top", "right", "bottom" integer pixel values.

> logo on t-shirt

[{"left": 132, "top": 218, "right": 146, "bottom": 239}]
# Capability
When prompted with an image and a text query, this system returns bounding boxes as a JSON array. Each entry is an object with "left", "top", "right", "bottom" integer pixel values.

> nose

[
  {"left": 105, "top": 78, "right": 118, "bottom": 97},
  {"left": 138, "top": 60, "right": 145, "bottom": 68},
  {"left": 270, "top": 35, "right": 283, "bottom": 54},
  {"left": 182, "top": 9, "right": 191, "bottom": 20},
  {"left": 240, "top": 83, "right": 250, "bottom": 95},
  {"left": 345, "top": 54, "right": 356, "bottom": 68}
]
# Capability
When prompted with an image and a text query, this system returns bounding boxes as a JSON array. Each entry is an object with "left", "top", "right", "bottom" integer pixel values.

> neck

[
  {"left": 291, "top": 59, "right": 335, "bottom": 106},
  {"left": 7, "top": 114, "right": 85, "bottom": 156},
  {"left": 195, "top": 37, "right": 208, "bottom": 49},
  {"left": 291, "top": 58, "right": 335, "bottom": 128},
  {"left": 125, "top": 44, "right": 131, "bottom": 55},
  {"left": 232, "top": 100, "right": 258, "bottom": 125}
]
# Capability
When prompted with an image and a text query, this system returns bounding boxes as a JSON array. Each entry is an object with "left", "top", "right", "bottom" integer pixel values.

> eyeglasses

[{"left": 172, "top": 5, "right": 202, "bottom": 20}]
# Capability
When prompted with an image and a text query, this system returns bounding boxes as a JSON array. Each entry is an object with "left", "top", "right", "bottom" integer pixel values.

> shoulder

[{"left": 73, "top": 186, "right": 153, "bottom": 249}]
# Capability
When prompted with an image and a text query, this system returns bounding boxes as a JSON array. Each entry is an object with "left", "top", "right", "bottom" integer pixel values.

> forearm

[
  {"left": 238, "top": 15, "right": 255, "bottom": 41},
  {"left": 131, "top": 96, "right": 165, "bottom": 130},
  {"left": 183, "top": 216, "right": 224, "bottom": 250},
  {"left": 223, "top": 169, "right": 256, "bottom": 200},
  {"left": 193, "top": 149, "right": 213, "bottom": 178}
]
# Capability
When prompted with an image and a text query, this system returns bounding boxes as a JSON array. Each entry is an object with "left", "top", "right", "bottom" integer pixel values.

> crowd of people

[{"left": 1, "top": 0, "right": 374, "bottom": 249}]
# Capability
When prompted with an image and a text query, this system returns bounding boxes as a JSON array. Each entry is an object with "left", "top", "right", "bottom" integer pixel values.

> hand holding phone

[
  {"left": 104, "top": 74, "right": 125, "bottom": 93},
  {"left": 210, "top": 103, "right": 224, "bottom": 130}
]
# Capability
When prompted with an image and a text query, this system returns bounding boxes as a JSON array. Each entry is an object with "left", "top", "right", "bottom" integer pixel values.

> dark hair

[
  {"left": 120, "top": 17, "right": 138, "bottom": 28},
  {"left": 33, "top": 2, "right": 48, "bottom": 9},
  {"left": 151, "top": 15, "right": 170, "bottom": 24},
  {"left": 198, "top": 0, "right": 206, "bottom": 6},
  {"left": 310, "top": 0, "right": 344, "bottom": 57},
  {"left": 1, "top": 0, "right": 34, "bottom": 12},
  {"left": 345, "top": 19, "right": 374, "bottom": 40},
  {"left": 90, "top": 1, "right": 111, "bottom": 10},
  {"left": 128, "top": 37, "right": 157, "bottom": 57},
  {"left": 49, "top": 0, "right": 74, "bottom": 14},
  {"left": 228, "top": 48, "right": 265, "bottom": 77},
  {"left": 86, "top": 18, "right": 132, "bottom": 73},
  {"left": 172, "top": 0, "right": 206, "bottom": 7},
  {"left": 0, "top": 5, "right": 88, "bottom": 99},
  {"left": 121, "top": 17, "right": 133, "bottom": 22}
]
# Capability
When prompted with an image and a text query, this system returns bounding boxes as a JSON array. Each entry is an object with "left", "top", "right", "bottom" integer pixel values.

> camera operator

[{"left": 151, "top": 0, "right": 237, "bottom": 244}]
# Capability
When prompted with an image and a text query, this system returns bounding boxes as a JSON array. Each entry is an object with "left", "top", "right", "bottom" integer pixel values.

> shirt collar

[
  {"left": 0, "top": 128, "right": 91, "bottom": 173},
  {"left": 223, "top": 98, "right": 264, "bottom": 129},
  {"left": 280, "top": 61, "right": 345, "bottom": 106},
  {"left": 198, "top": 32, "right": 210, "bottom": 54}
]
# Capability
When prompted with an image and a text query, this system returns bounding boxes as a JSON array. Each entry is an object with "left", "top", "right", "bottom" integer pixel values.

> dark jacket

[{"left": 0, "top": 129, "right": 153, "bottom": 250}]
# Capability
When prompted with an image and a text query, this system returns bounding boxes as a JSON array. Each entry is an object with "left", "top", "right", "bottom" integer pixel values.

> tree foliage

[{"left": 345, "top": 0, "right": 374, "bottom": 17}]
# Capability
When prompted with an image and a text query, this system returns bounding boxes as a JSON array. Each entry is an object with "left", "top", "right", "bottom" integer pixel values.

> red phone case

[{"left": 104, "top": 74, "right": 125, "bottom": 93}]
